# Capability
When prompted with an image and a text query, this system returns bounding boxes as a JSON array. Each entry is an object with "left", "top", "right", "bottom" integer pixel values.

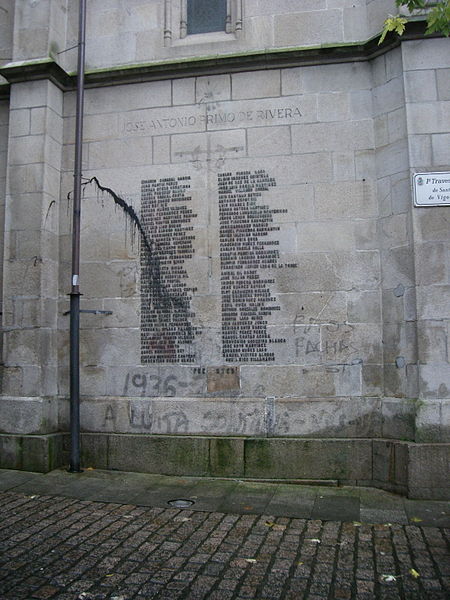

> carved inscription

[
  {"left": 139, "top": 170, "right": 299, "bottom": 364},
  {"left": 140, "top": 177, "right": 200, "bottom": 363},
  {"left": 123, "top": 103, "right": 303, "bottom": 135},
  {"left": 218, "top": 170, "right": 296, "bottom": 362}
]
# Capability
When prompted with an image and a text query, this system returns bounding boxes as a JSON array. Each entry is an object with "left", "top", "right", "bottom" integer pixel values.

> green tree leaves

[{"left": 379, "top": 0, "right": 450, "bottom": 44}]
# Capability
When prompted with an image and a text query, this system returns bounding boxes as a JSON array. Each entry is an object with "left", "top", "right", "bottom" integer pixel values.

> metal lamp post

[{"left": 69, "top": 0, "right": 87, "bottom": 473}]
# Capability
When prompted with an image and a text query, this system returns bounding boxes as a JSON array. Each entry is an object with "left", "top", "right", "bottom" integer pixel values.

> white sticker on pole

[{"left": 72, "top": 275, "right": 79, "bottom": 286}]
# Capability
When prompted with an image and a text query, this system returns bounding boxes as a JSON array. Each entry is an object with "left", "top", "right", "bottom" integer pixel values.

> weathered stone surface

[
  {"left": 0, "top": 433, "right": 66, "bottom": 472},
  {"left": 408, "top": 443, "right": 450, "bottom": 500},
  {"left": 274, "top": 10, "right": 344, "bottom": 47},
  {"left": 381, "top": 398, "right": 416, "bottom": 440},
  {"left": 209, "top": 437, "right": 244, "bottom": 477},
  {"left": 232, "top": 70, "right": 281, "bottom": 100},
  {"left": 1, "top": 2, "right": 450, "bottom": 501},
  {"left": 241, "top": 363, "right": 362, "bottom": 397},
  {"left": 372, "top": 440, "right": 408, "bottom": 495},
  {"left": 107, "top": 435, "right": 210, "bottom": 476},
  {"left": 272, "top": 398, "right": 381, "bottom": 438},
  {"left": 419, "top": 363, "right": 450, "bottom": 399},
  {"left": 244, "top": 438, "right": 372, "bottom": 480},
  {"left": 0, "top": 397, "right": 59, "bottom": 435},
  {"left": 292, "top": 120, "right": 374, "bottom": 153}
]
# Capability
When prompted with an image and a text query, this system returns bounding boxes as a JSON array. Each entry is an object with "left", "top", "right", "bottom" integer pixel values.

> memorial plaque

[
  {"left": 140, "top": 169, "right": 296, "bottom": 365},
  {"left": 140, "top": 176, "right": 200, "bottom": 363},
  {"left": 218, "top": 169, "right": 295, "bottom": 362}
]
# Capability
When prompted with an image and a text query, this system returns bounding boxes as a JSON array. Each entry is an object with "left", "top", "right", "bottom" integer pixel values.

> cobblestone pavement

[{"left": 0, "top": 490, "right": 449, "bottom": 600}]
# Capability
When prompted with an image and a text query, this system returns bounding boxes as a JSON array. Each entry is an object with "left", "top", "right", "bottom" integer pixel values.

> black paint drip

[
  {"left": 73, "top": 176, "right": 190, "bottom": 314},
  {"left": 83, "top": 176, "right": 153, "bottom": 257}
]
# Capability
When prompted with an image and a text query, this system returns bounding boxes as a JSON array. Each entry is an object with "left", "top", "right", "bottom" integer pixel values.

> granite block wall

[
  {"left": 53, "top": 59, "right": 389, "bottom": 439},
  {"left": 0, "top": 1, "right": 449, "bottom": 498}
]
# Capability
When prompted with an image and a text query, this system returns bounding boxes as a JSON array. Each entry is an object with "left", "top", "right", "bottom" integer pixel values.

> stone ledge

[
  {"left": 0, "top": 433, "right": 67, "bottom": 473},
  {"left": 0, "top": 21, "right": 436, "bottom": 94},
  {"left": 2, "top": 433, "right": 448, "bottom": 499}
]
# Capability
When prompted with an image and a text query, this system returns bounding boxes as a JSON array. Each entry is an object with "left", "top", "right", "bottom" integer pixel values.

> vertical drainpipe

[{"left": 69, "top": 0, "right": 87, "bottom": 473}]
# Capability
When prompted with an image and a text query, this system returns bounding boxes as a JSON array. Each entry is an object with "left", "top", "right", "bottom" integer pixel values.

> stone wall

[
  {"left": 0, "top": 1, "right": 449, "bottom": 499},
  {"left": 55, "top": 61, "right": 384, "bottom": 440},
  {"left": 0, "top": 0, "right": 14, "bottom": 68},
  {"left": 2, "top": 79, "right": 63, "bottom": 424},
  {"left": 59, "top": 0, "right": 399, "bottom": 72},
  {"left": 404, "top": 39, "right": 450, "bottom": 443}
]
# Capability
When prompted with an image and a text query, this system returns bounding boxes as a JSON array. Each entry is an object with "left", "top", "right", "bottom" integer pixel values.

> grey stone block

[
  {"left": 10, "top": 80, "right": 50, "bottom": 110},
  {"left": 244, "top": 438, "right": 372, "bottom": 480},
  {"left": 209, "top": 437, "right": 244, "bottom": 477},
  {"left": 272, "top": 397, "right": 381, "bottom": 438},
  {"left": 196, "top": 75, "right": 231, "bottom": 104},
  {"left": 21, "top": 434, "right": 65, "bottom": 472},
  {"left": 362, "top": 364, "right": 383, "bottom": 397},
  {"left": 88, "top": 137, "right": 153, "bottom": 169},
  {"left": 408, "top": 443, "right": 450, "bottom": 500},
  {"left": 232, "top": 70, "right": 280, "bottom": 100},
  {"left": 247, "top": 125, "right": 291, "bottom": 156},
  {"left": 343, "top": 5, "right": 368, "bottom": 42},
  {"left": 387, "top": 107, "right": 407, "bottom": 144},
  {"left": 419, "top": 363, "right": 450, "bottom": 399},
  {"left": 274, "top": 10, "right": 343, "bottom": 47},
  {"left": 417, "top": 321, "right": 448, "bottom": 364},
  {"left": 296, "top": 221, "right": 355, "bottom": 251},
  {"left": 0, "top": 435, "right": 22, "bottom": 469},
  {"left": 381, "top": 246, "right": 415, "bottom": 289},
  {"left": 348, "top": 290, "right": 381, "bottom": 323},
  {"left": 318, "top": 91, "right": 349, "bottom": 122},
  {"left": 0, "top": 433, "right": 66, "bottom": 472},
  {"left": 404, "top": 69, "right": 437, "bottom": 103},
  {"left": 402, "top": 39, "right": 450, "bottom": 71},
  {"left": 172, "top": 77, "right": 196, "bottom": 106},
  {"left": 381, "top": 398, "right": 416, "bottom": 440},
  {"left": 408, "top": 134, "right": 432, "bottom": 167},
  {"left": 64, "top": 81, "right": 172, "bottom": 116},
  {"left": 332, "top": 151, "right": 355, "bottom": 181},
  {"left": 415, "top": 207, "right": 450, "bottom": 243},
  {"left": 407, "top": 101, "right": 450, "bottom": 135},
  {"left": 373, "top": 77, "right": 404, "bottom": 115},
  {"left": 8, "top": 108, "right": 30, "bottom": 137},
  {"left": 107, "top": 434, "right": 210, "bottom": 476},
  {"left": 437, "top": 68, "right": 450, "bottom": 101},
  {"left": 0, "top": 397, "right": 59, "bottom": 435},
  {"left": 153, "top": 135, "right": 171, "bottom": 165},
  {"left": 292, "top": 120, "right": 373, "bottom": 153},
  {"left": 375, "top": 141, "right": 409, "bottom": 178},
  {"left": 432, "top": 133, "right": 450, "bottom": 165},
  {"left": 240, "top": 363, "right": 362, "bottom": 398},
  {"left": 246, "top": 0, "right": 326, "bottom": 17},
  {"left": 372, "top": 439, "right": 408, "bottom": 493},
  {"left": 80, "top": 433, "right": 109, "bottom": 469}
]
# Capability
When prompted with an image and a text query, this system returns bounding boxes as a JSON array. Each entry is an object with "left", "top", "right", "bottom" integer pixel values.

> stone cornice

[{"left": 0, "top": 21, "right": 441, "bottom": 97}]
